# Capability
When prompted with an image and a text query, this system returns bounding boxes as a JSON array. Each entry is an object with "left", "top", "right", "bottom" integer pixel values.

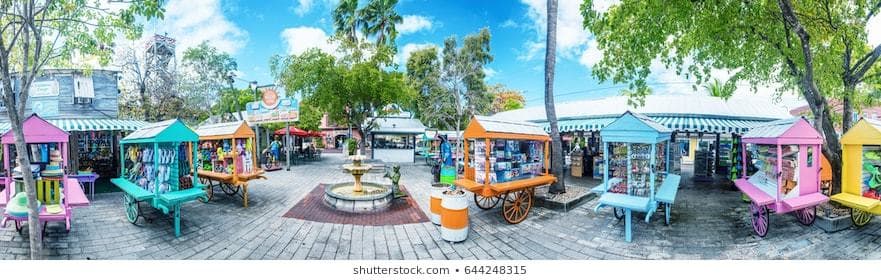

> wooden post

[
  {"left": 650, "top": 143, "right": 656, "bottom": 199},
  {"left": 485, "top": 138, "right": 491, "bottom": 186},
  {"left": 777, "top": 144, "right": 783, "bottom": 201},
  {"left": 603, "top": 141, "right": 609, "bottom": 191},
  {"left": 463, "top": 139, "right": 470, "bottom": 179},
  {"left": 544, "top": 140, "right": 549, "bottom": 175},
  {"left": 626, "top": 143, "right": 631, "bottom": 196}
]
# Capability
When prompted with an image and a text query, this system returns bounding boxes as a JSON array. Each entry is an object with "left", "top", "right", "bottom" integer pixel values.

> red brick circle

[{"left": 282, "top": 184, "right": 429, "bottom": 226}]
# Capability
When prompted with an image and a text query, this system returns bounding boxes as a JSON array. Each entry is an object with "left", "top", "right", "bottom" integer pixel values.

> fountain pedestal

[{"left": 324, "top": 151, "right": 393, "bottom": 213}]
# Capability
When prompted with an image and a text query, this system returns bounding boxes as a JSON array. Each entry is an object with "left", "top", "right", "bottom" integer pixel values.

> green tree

[
  {"left": 580, "top": 0, "right": 881, "bottom": 194},
  {"left": 406, "top": 46, "right": 457, "bottom": 129},
  {"left": 179, "top": 41, "right": 237, "bottom": 122},
  {"left": 211, "top": 88, "right": 255, "bottom": 121},
  {"left": 271, "top": 41, "right": 413, "bottom": 153},
  {"left": 0, "top": 0, "right": 163, "bottom": 259},
  {"left": 333, "top": 0, "right": 361, "bottom": 44},
  {"left": 489, "top": 84, "right": 526, "bottom": 113},
  {"left": 460, "top": 28, "right": 494, "bottom": 117},
  {"left": 359, "top": 0, "right": 403, "bottom": 48},
  {"left": 545, "top": 0, "right": 565, "bottom": 193}
]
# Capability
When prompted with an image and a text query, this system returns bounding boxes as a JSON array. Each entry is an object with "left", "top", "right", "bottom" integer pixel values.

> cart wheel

[
  {"left": 852, "top": 208, "right": 873, "bottom": 227},
  {"left": 124, "top": 194, "right": 139, "bottom": 224},
  {"left": 474, "top": 194, "right": 500, "bottom": 210},
  {"left": 613, "top": 208, "right": 625, "bottom": 220},
  {"left": 200, "top": 183, "right": 214, "bottom": 203},
  {"left": 221, "top": 183, "right": 240, "bottom": 196},
  {"left": 749, "top": 203, "right": 769, "bottom": 237},
  {"left": 795, "top": 207, "right": 816, "bottom": 226},
  {"left": 502, "top": 189, "right": 533, "bottom": 224}
]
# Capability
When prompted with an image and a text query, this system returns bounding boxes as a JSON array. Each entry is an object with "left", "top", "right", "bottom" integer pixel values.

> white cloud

[
  {"left": 868, "top": 14, "right": 881, "bottom": 47},
  {"left": 395, "top": 43, "right": 437, "bottom": 67},
  {"left": 484, "top": 67, "right": 498, "bottom": 79},
  {"left": 501, "top": 19, "right": 518, "bottom": 28},
  {"left": 294, "top": 0, "right": 314, "bottom": 16},
  {"left": 399, "top": 15, "right": 434, "bottom": 34},
  {"left": 280, "top": 27, "right": 339, "bottom": 55},
  {"left": 579, "top": 39, "right": 603, "bottom": 67},
  {"left": 144, "top": 0, "right": 248, "bottom": 55},
  {"left": 519, "top": 0, "right": 618, "bottom": 61}
]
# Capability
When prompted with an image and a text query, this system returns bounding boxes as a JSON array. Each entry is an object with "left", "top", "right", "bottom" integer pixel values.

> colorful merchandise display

[
  {"left": 591, "top": 111, "right": 681, "bottom": 242},
  {"left": 454, "top": 116, "right": 556, "bottom": 224},
  {"left": 195, "top": 121, "right": 265, "bottom": 207},
  {"left": 734, "top": 118, "right": 827, "bottom": 237},
  {"left": 831, "top": 118, "right": 881, "bottom": 226},
  {"left": 0, "top": 114, "right": 90, "bottom": 233},
  {"left": 111, "top": 119, "right": 207, "bottom": 237}
]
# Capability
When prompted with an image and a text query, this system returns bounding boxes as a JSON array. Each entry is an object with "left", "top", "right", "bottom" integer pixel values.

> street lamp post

[{"left": 250, "top": 81, "right": 259, "bottom": 159}]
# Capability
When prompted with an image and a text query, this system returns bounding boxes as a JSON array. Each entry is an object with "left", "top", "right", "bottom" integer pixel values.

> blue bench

[
  {"left": 111, "top": 178, "right": 153, "bottom": 201},
  {"left": 654, "top": 174, "right": 681, "bottom": 225},
  {"left": 112, "top": 178, "right": 207, "bottom": 237}
]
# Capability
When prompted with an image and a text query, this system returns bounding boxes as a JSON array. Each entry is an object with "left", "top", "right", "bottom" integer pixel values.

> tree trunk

[
  {"left": 545, "top": 0, "right": 565, "bottom": 194},
  {"left": 4, "top": 107, "right": 43, "bottom": 259},
  {"left": 842, "top": 87, "right": 854, "bottom": 132},
  {"left": 139, "top": 84, "right": 150, "bottom": 121}
]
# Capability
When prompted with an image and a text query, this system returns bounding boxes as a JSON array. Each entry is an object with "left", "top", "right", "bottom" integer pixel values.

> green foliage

[
  {"left": 333, "top": 0, "right": 360, "bottom": 43},
  {"left": 296, "top": 99, "right": 323, "bottom": 132},
  {"left": 359, "top": 0, "right": 403, "bottom": 48},
  {"left": 271, "top": 39, "right": 413, "bottom": 147},
  {"left": 211, "top": 88, "right": 255, "bottom": 119},
  {"left": 407, "top": 46, "right": 458, "bottom": 129},
  {"left": 346, "top": 138, "right": 358, "bottom": 155},
  {"left": 490, "top": 84, "right": 525, "bottom": 113}
]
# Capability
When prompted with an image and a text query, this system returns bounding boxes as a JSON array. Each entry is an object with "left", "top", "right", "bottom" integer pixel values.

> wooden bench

[
  {"left": 782, "top": 192, "right": 828, "bottom": 211},
  {"left": 655, "top": 174, "right": 681, "bottom": 225},
  {"left": 595, "top": 192, "right": 652, "bottom": 242},
  {"left": 734, "top": 178, "right": 775, "bottom": 206},
  {"left": 831, "top": 192, "right": 880, "bottom": 212}
]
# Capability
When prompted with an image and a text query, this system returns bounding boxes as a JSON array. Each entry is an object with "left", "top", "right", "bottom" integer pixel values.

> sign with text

[
  {"left": 31, "top": 100, "right": 59, "bottom": 117},
  {"left": 29, "top": 80, "right": 59, "bottom": 97},
  {"left": 245, "top": 88, "right": 299, "bottom": 124}
]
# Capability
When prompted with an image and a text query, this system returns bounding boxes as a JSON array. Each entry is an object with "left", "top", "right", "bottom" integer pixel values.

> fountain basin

[{"left": 324, "top": 182, "right": 393, "bottom": 213}]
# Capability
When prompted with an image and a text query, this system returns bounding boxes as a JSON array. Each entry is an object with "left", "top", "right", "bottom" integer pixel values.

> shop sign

[
  {"left": 29, "top": 80, "right": 59, "bottom": 97},
  {"left": 246, "top": 88, "right": 299, "bottom": 124}
]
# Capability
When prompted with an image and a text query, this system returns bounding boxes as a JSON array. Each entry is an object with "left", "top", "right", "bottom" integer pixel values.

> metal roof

[
  {"left": 741, "top": 118, "right": 800, "bottom": 138},
  {"left": 493, "top": 94, "right": 794, "bottom": 122},
  {"left": 196, "top": 121, "right": 252, "bottom": 138},
  {"left": 0, "top": 118, "right": 147, "bottom": 133},
  {"left": 371, "top": 117, "right": 426, "bottom": 134},
  {"left": 475, "top": 115, "right": 549, "bottom": 136}
]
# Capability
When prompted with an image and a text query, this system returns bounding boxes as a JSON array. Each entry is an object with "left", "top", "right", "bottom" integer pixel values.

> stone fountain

[{"left": 324, "top": 150, "right": 393, "bottom": 213}]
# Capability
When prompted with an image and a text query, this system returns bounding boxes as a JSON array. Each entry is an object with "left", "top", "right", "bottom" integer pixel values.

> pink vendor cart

[
  {"left": 735, "top": 118, "right": 827, "bottom": 237},
  {"left": 0, "top": 114, "right": 90, "bottom": 234}
]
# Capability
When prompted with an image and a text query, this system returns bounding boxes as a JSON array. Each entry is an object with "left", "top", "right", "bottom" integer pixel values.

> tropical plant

[
  {"left": 545, "top": 0, "right": 565, "bottom": 193},
  {"left": 490, "top": 84, "right": 526, "bottom": 113},
  {"left": 333, "top": 0, "right": 361, "bottom": 44},
  {"left": 359, "top": 0, "right": 403, "bottom": 48},
  {"left": 580, "top": 0, "right": 881, "bottom": 194}
]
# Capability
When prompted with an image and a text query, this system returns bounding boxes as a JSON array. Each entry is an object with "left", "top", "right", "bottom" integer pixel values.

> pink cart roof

[
  {"left": 741, "top": 117, "right": 822, "bottom": 145},
  {"left": 1, "top": 114, "right": 69, "bottom": 144}
]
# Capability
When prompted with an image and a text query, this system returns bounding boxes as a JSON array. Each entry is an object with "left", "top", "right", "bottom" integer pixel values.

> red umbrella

[
  {"left": 308, "top": 131, "right": 326, "bottom": 137},
  {"left": 274, "top": 127, "right": 309, "bottom": 137}
]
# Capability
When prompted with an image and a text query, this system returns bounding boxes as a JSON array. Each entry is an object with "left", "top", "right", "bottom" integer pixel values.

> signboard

[
  {"left": 245, "top": 88, "right": 299, "bottom": 124},
  {"left": 31, "top": 100, "right": 59, "bottom": 117},
  {"left": 29, "top": 80, "right": 59, "bottom": 97}
]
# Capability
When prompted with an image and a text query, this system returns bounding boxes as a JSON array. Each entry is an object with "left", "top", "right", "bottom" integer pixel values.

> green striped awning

[
  {"left": 543, "top": 116, "right": 771, "bottom": 135},
  {"left": 0, "top": 118, "right": 148, "bottom": 133}
]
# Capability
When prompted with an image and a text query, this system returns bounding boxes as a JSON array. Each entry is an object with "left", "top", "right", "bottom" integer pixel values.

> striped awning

[
  {"left": 0, "top": 118, "right": 148, "bottom": 133},
  {"left": 543, "top": 116, "right": 771, "bottom": 135}
]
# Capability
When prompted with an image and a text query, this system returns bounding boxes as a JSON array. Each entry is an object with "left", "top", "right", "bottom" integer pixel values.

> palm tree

[
  {"left": 544, "top": 0, "right": 565, "bottom": 194},
  {"left": 333, "top": 0, "right": 360, "bottom": 43},
  {"left": 359, "top": 0, "right": 403, "bottom": 47}
]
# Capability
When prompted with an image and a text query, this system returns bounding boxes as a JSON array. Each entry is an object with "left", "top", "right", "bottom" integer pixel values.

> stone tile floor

[{"left": 1, "top": 153, "right": 881, "bottom": 260}]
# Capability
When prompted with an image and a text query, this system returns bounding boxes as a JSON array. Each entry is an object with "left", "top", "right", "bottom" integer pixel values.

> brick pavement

[{"left": 0, "top": 153, "right": 880, "bottom": 259}]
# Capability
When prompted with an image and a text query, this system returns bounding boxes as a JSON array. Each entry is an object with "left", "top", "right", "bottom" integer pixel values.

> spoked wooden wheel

[
  {"left": 852, "top": 208, "right": 873, "bottom": 227},
  {"left": 795, "top": 207, "right": 816, "bottom": 226},
  {"left": 221, "top": 183, "right": 240, "bottom": 196},
  {"left": 474, "top": 194, "right": 501, "bottom": 210},
  {"left": 749, "top": 203, "right": 769, "bottom": 237},
  {"left": 199, "top": 179, "right": 214, "bottom": 203},
  {"left": 613, "top": 208, "right": 625, "bottom": 220},
  {"left": 124, "top": 194, "right": 139, "bottom": 224},
  {"left": 502, "top": 189, "right": 533, "bottom": 224}
]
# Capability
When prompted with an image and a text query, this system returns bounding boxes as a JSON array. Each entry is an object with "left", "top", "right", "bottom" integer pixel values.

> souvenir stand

[
  {"left": 453, "top": 116, "right": 556, "bottom": 224},
  {"left": 591, "top": 112, "right": 681, "bottom": 242},
  {"left": 0, "top": 114, "right": 90, "bottom": 233},
  {"left": 831, "top": 118, "right": 881, "bottom": 226},
  {"left": 195, "top": 121, "right": 265, "bottom": 207},
  {"left": 734, "top": 118, "right": 827, "bottom": 237},
  {"left": 111, "top": 119, "right": 207, "bottom": 237}
]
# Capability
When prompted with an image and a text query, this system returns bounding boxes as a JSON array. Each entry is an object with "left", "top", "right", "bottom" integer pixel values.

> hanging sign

[
  {"left": 29, "top": 80, "right": 59, "bottom": 97},
  {"left": 245, "top": 88, "right": 299, "bottom": 124}
]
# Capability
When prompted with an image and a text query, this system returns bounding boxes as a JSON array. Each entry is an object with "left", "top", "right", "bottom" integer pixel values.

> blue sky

[{"left": 135, "top": 0, "right": 827, "bottom": 109}]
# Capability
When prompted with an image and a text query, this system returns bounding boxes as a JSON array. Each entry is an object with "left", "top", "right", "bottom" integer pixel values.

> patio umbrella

[{"left": 274, "top": 127, "right": 309, "bottom": 137}]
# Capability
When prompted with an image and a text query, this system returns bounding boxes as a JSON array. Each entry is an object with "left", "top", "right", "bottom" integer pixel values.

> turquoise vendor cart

[
  {"left": 111, "top": 119, "right": 207, "bottom": 237},
  {"left": 592, "top": 111, "right": 681, "bottom": 242}
]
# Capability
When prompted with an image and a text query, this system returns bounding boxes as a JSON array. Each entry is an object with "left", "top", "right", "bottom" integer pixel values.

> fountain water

[{"left": 324, "top": 150, "right": 393, "bottom": 212}]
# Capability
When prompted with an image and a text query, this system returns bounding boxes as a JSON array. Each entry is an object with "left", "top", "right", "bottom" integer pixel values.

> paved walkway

[{"left": 1, "top": 153, "right": 881, "bottom": 260}]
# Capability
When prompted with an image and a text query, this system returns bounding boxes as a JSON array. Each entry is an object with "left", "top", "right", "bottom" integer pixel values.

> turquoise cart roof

[
  {"left": 120, "top": 119, "right": 198, "bottom": 144},
  {"left": 600, "top": 111, "right": 672, "bottom": 144}
]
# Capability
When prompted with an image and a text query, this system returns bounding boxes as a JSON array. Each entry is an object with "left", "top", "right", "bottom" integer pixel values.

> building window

[
  {"left": 73, "top": 75, "right": 94, "bottom": 105},
  {"left": 373, "top": 134, "right": 414, "bottom": 149}
]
